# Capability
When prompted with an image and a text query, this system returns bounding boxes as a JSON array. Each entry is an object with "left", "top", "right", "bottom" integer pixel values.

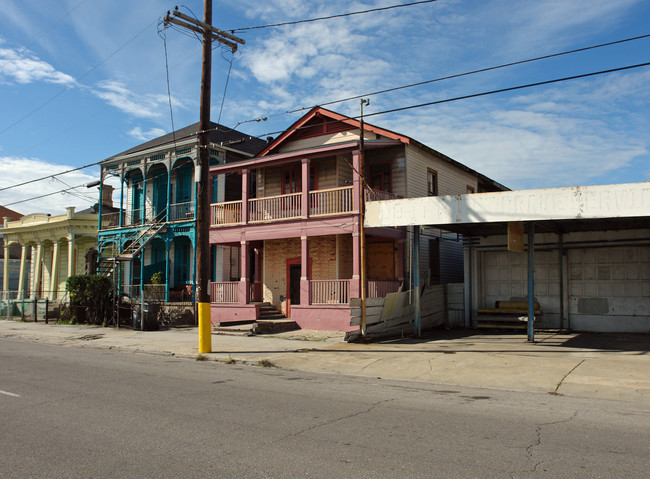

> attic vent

[{"left": 150, "top": 154, "right": 165, "bottom": 161}]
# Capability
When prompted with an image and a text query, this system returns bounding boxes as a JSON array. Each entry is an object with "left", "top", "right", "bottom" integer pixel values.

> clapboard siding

[
  {"left": 404, "top": 143, "right": 478, "bottom": 197},
  {"left": 278, "top": 130, "right": 361, "bottom": 153}
]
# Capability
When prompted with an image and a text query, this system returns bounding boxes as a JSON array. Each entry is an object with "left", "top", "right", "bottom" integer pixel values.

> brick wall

[{"left": 263, "top": 235, "right": 346, "bottom": 313}]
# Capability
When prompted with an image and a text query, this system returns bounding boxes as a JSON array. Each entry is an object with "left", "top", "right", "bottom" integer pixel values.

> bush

[{"left": 66, "top": 275, "right": 113, "bottom": 325}]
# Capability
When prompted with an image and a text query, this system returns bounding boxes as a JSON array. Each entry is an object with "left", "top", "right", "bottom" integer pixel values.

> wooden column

[
  {"left": 67, "top": 237, "right": 76, "bottom": 278},
  {"left": 301, "top": 158, "right": 310, "bottom": 218},
  {"left": 51, "top": 242, "right": 60, "bottom": 299},
  {"left": 238, "top": 241, "right": 249, "bottom": 305},
  {"left": 18, "top": 244, "right": 27, "bottom": 299},
  {"left": 241, "top": 169, "right": 249, "bottom": 225},
  {"left": 300, "top": 236, "right": 310, "bottom": 305},
  {"left": 32, "top": 243, "right": 42, "bottom": 299}
]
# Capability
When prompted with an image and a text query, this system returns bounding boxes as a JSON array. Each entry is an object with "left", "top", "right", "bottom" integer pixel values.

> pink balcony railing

[
  {"left": 309, "top": 186, "right": 354, "bottom": 216},
  {"left": 210, "top": 281, "right": 239, "bottom": 303},
  {"left": 310, "top": 279, "right": 351, "bottom": 305},
  {"left": 211, "top": 200, "right": 242, "bottom": 226},
  {"left": 367, "top": 280, "right": 402, "bottom": 298},
  {"left": 249, "top": 192, "right": 301, "bottom": 223}
]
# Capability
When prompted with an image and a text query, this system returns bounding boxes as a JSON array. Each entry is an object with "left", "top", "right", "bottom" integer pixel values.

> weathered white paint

[{"left": 366, "top": 182, "right": 650, "bottom": 227}]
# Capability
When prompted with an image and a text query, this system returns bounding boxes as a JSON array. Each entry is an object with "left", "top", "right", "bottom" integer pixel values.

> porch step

[
  {"left": 253, "top": 319, "right": 298, "bottom": 334},
  {"left": 253, "top": 303, "right": 298, "bottom": 334},
  {"left": 258, "top": 302, "right": 287, "bottom": 320}
]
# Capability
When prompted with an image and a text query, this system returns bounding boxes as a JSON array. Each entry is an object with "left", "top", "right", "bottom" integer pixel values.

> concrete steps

[{"left": 253, "top": 303, "right": 298, "bottom": 334}]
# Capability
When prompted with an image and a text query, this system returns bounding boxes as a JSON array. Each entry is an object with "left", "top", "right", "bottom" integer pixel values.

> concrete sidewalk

[{"left": 1, "top": 320, "right": 649, "bottom": 404}]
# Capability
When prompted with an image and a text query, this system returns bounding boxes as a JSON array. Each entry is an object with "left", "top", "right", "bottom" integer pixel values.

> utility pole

[
  {"left": 359, "top": 99, "right": 370, "bottom": 338},
  {"left": 164, "top": 2, "right": 244, "bottom": 353}
]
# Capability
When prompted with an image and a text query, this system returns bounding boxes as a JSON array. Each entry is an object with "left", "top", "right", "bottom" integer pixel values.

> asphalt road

[{"left": 1, "top": 338, "right": 648, "bottom": 478}]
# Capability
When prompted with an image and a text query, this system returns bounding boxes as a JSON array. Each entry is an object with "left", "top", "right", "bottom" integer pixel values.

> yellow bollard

[{"left": 198, "top": 302, "right": 212, "bottom": 353}]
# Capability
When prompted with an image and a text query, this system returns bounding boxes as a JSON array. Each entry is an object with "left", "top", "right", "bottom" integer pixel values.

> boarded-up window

[{"left": 367, "top": 242, "right": 395, "bottom": 280}]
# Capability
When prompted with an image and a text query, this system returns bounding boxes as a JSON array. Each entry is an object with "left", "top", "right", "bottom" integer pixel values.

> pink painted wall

[
  {"left": 211, "top": 304, "right": 258, "bottom": 325},
  {"left": 291, "top": 305, "right": 358, "bottom": 332}
]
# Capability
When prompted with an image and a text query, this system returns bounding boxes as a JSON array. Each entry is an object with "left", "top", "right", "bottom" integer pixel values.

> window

[
  {"left": 466, "top": 185, "right": 475, "bottom": 194},
  {"left": 281, "top": 166, "right": 300, "bottom": 194},
  {"left": 427, "top": 169, "right": 438, "bottom": 196}
]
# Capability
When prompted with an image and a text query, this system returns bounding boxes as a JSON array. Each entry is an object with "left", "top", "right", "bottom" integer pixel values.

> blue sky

[{"left": 1, "top": 0, "right": 649, "bottom": 215}]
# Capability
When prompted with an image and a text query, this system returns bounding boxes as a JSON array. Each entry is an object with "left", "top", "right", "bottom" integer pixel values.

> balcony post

[
  {"left": 166, "top": 160, "right": 172, "bottom": 222},
  {"left": 241, "top": 169, "right": 249, "bottom": 225},
  {"left": 301, "top": 158, "right": 310, "bottom": 218},
  {"left": 238, "top": 240, "right": 250, "bottom": 304},
  {"left": 119, "top": 163, "right": 125, "bottom": 227},
  {"left": 300, "top": 236, "right": 310, "bottom": 305},
  {"left": 350, "top": 228, "right": 361, "bottom": 298}
]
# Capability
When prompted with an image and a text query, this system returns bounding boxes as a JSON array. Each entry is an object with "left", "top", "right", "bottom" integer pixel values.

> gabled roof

[
  {"left": 0, "top": 205, "right": 22, "bottom": 222},
  {"left": 258, "top": 107, "right": 508, "bottom": 191},
  {"left": 258, "top": 107, "right": 410, "bottom": 157},
  {"left": 106, "top": 121, "right": 268, "bottom": 161}
]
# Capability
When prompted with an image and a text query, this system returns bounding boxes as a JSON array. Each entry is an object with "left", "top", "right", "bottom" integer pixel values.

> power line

[
  {"left": 361, "top": 61, "right": 650, "bottom": 120},
  {"left": 230, "top": 0, "right": 441, "bottom": 31},
  {"left": 0, "top": 162, "right": 101, "bottom": 192},
  {"left": 224, "top": 60, "right": 650, "bottom": 144},
  {"left": 1, "top": 182, "right": 92, "bottom": 207},
  {"left": 236, "top": 32, "right": 650, "bottom": 124}
]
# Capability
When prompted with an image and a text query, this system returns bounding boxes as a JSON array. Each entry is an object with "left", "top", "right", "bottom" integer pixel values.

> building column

[
  {"left": 51, "top": 241, "right": 60, "bottom": 299},
  {"left": 18, "top": 244, "right": 27, "bottom": 299},
  {"left": 2, "top": 243, "right": 10, "bottom": 300},
  {"left": 351, "top": 228, "right": 361, "bottom": 298},
  {"left": 164, "top": 238, "right": 171, "bottom": 302},
  {"left": 252, "top": 247, "right": 261, "bottom": 302},
  {"left": 300, "top": 236, "right": 310, "bottom": 305},
  {"left": 119, "top": 164, "right": 125, "bottom": 227},
  {"left": 238, "top": 241, "right": 249, "bottom": 305},
  {"left": 67, "top": 237, "right": 76, "bottom": 278},
  {"left": 301, "top": 158, "right": 310, "bottom": 218},
  {"left": 241, "top": 169, "right": 249, "bottom": 225},
  {"left": 32, "top": 243, "right": 43, "bottom": 299}
]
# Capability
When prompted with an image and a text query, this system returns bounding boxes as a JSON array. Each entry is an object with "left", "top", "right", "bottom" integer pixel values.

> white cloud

[
  {"left": 127, "top": 126, "right": 167, "bottom": 141},
  {"left": 0, "top": 157, "right": 101, "bottom": 215},
  {"left": 92, "top": 80, "right": 174, "bottom": 119},
  {"left": 0, "top": 46, "right": 75, "bottom": 85}
]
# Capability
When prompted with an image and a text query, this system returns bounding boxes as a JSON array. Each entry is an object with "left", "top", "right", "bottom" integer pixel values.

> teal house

[{"left": 97, "top": 122, "right": 266, "bottom": 302}]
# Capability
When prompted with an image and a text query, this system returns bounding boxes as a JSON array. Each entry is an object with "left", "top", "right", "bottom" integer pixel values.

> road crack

[{"left": 552, "top": 359, "right": 586, "bottom": 394}]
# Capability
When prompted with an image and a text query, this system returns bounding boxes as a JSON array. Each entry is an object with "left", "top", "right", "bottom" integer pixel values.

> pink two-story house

[{"left": 208, "top": 107, "right": 506, "bottom": 331}]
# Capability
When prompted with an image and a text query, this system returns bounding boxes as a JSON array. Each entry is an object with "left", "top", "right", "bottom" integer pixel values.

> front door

[{"left": 286, "top": 259, "right": 301, "bottom": 317}]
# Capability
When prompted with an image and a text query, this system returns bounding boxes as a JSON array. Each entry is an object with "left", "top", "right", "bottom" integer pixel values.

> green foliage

[
  {"left": 66, "top": 275, "right": 113, "bottom": 325},
  {"left": 150, "top": 271, "right": 164, "bottom": 284}
]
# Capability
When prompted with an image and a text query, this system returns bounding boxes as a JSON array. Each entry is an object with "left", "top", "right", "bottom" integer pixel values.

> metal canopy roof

[{"left": 365, "top": 182, "right": 650, "bottom": 236}]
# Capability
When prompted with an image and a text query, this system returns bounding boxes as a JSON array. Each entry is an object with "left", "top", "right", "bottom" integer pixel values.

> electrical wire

[
  {"left": 217, "top": 53, "right": 235, "bottom": 125},
  {"left": 1, "top": 182, "right": 92, "bottom": 207},
  {"left": 220, "top": 60, "right": 650, "bottom": 144},
  {"left": 230, "top": 0, "right": 441, "bottom": 31},
  {"left": 23, "top": 0, "right": 92, "bottom": 48},
  {"left": 159, "top": 23, "right": 178, "bottom": 154},
  {"left": 0, "top": 162, "right": 101, "bottom": 192},
  {"left": 235, "top": 32, "right": 650, "bottom": 124}
]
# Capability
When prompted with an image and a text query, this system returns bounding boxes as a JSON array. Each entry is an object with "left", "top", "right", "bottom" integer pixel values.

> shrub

[{"left": 66, "top": 275, "right": 113, "bottom": 325}]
